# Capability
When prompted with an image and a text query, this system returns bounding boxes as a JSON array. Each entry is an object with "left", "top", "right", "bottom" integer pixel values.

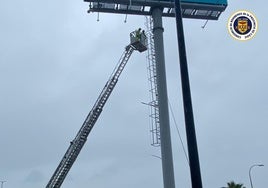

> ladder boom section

[{"left": 46, "top": 46, "right": 135, "bottom": 188}]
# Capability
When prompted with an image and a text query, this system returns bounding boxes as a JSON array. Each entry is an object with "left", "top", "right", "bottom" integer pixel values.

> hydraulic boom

[{"left": 46, "top": 31, "right": 147, "bottom": 188}]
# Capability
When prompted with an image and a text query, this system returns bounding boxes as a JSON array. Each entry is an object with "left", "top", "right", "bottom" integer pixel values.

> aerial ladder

[{"left": 46, "top": 30, "right": 147, "bottom": 188}]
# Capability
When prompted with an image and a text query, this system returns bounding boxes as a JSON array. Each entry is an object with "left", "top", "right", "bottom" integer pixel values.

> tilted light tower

[
  {"left": 84, "top": 0, "right": 227, "bottom": 188},
  {"left": 46, "top": 0, "right": 227, "bottom": 188}
]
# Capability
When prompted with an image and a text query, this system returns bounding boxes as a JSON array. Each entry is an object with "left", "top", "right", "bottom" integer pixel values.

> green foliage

[{"left": 222, "top": 181, "right": 246, "bottom": 188}]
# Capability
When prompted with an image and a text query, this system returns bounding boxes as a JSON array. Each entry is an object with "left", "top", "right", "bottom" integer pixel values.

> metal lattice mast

[{"left": 145, "top": 16, "right": 161, "bottom": 147}]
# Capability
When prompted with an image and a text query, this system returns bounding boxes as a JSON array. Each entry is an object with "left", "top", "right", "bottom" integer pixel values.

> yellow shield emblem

[{"left": 237, "top": 18, "right": 249, "bottom": 34}]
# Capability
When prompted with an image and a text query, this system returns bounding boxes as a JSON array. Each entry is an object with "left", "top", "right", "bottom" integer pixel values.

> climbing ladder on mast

[
  {"left": 145, "top": 16, "right": 161, "bottom": 147},
  {"left": 46, "top": 30, "right": 147, "bottom": 188}
]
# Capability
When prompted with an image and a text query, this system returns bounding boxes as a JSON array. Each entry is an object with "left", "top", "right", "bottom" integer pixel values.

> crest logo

[
  {"left": 237, "top": 18, "right": 249, "bottom": 34},
  {"left": 228, "top": 10, "right": 257, "bottom": 41}
]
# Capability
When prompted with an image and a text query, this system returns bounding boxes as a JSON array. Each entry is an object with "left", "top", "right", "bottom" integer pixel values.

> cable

[{"left": 168, "top": 100, "right": 189, "bottom": 165}]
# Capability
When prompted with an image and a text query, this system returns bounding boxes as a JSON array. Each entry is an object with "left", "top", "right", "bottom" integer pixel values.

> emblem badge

[{"left": 228, "top": 10, "right": 257, "bottom": 41}]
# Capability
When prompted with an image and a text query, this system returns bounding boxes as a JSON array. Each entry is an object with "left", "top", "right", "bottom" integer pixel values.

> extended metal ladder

[{"left": 46, "top": 31, "right": 147, "bottom": 188}]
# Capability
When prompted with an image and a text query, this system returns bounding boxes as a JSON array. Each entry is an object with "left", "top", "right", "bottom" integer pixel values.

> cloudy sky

[{"left": 0, "top": 0, "right": 267, "bottom": 188}]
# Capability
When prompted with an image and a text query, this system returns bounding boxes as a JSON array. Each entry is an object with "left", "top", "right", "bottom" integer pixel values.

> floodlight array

[{"left": 85, "top": 0, "right": 227, "bottom": 20}]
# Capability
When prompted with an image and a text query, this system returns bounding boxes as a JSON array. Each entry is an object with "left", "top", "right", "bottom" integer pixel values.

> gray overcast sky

[{"left": 0, "top": 0, "right": 267, "bottom": 188}]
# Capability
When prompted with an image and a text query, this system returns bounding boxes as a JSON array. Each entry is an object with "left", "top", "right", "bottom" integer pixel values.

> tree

[{"left": 222, "top": 181, "right": 246, "bottom": 188}]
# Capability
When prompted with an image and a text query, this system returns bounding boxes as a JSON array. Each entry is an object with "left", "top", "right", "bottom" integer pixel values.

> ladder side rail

[
  {"left": 145, "top": 16, "right": 161, "bottom": 146},
  {"left": 46, "top": 46, "right": 134, "bottom": 188},
  {"left": 74, "top": 46, "right": 134, "bottom": 142},
  {"left": 47, "top": 108, "right": 103, "bottom": 188}
]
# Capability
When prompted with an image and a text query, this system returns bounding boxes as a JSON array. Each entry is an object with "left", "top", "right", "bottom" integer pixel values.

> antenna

[
  {"left": 124, "top": 0, "right": 132, "bottom": 23},
  {"left": 97, "top": 12, "right": 100, "bottom": 21},
  {"left": 124, "top": 14, "right": 128, "bottom": 23},
  {"left": 201, "top": 20, "right": 209, "bottom": 29}
]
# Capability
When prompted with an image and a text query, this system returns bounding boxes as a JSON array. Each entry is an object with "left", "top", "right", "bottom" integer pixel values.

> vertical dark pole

[{"left": 173, "top": 0, "right": 203, "bottom": 188}]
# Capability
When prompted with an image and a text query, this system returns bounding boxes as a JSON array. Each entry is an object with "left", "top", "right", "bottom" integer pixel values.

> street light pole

[
  {"left": 0, "top": 181, "right": 6, "bottom": 188},
  {"left": 249, "top": 164, "right": 264, "bottom": 188}
]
